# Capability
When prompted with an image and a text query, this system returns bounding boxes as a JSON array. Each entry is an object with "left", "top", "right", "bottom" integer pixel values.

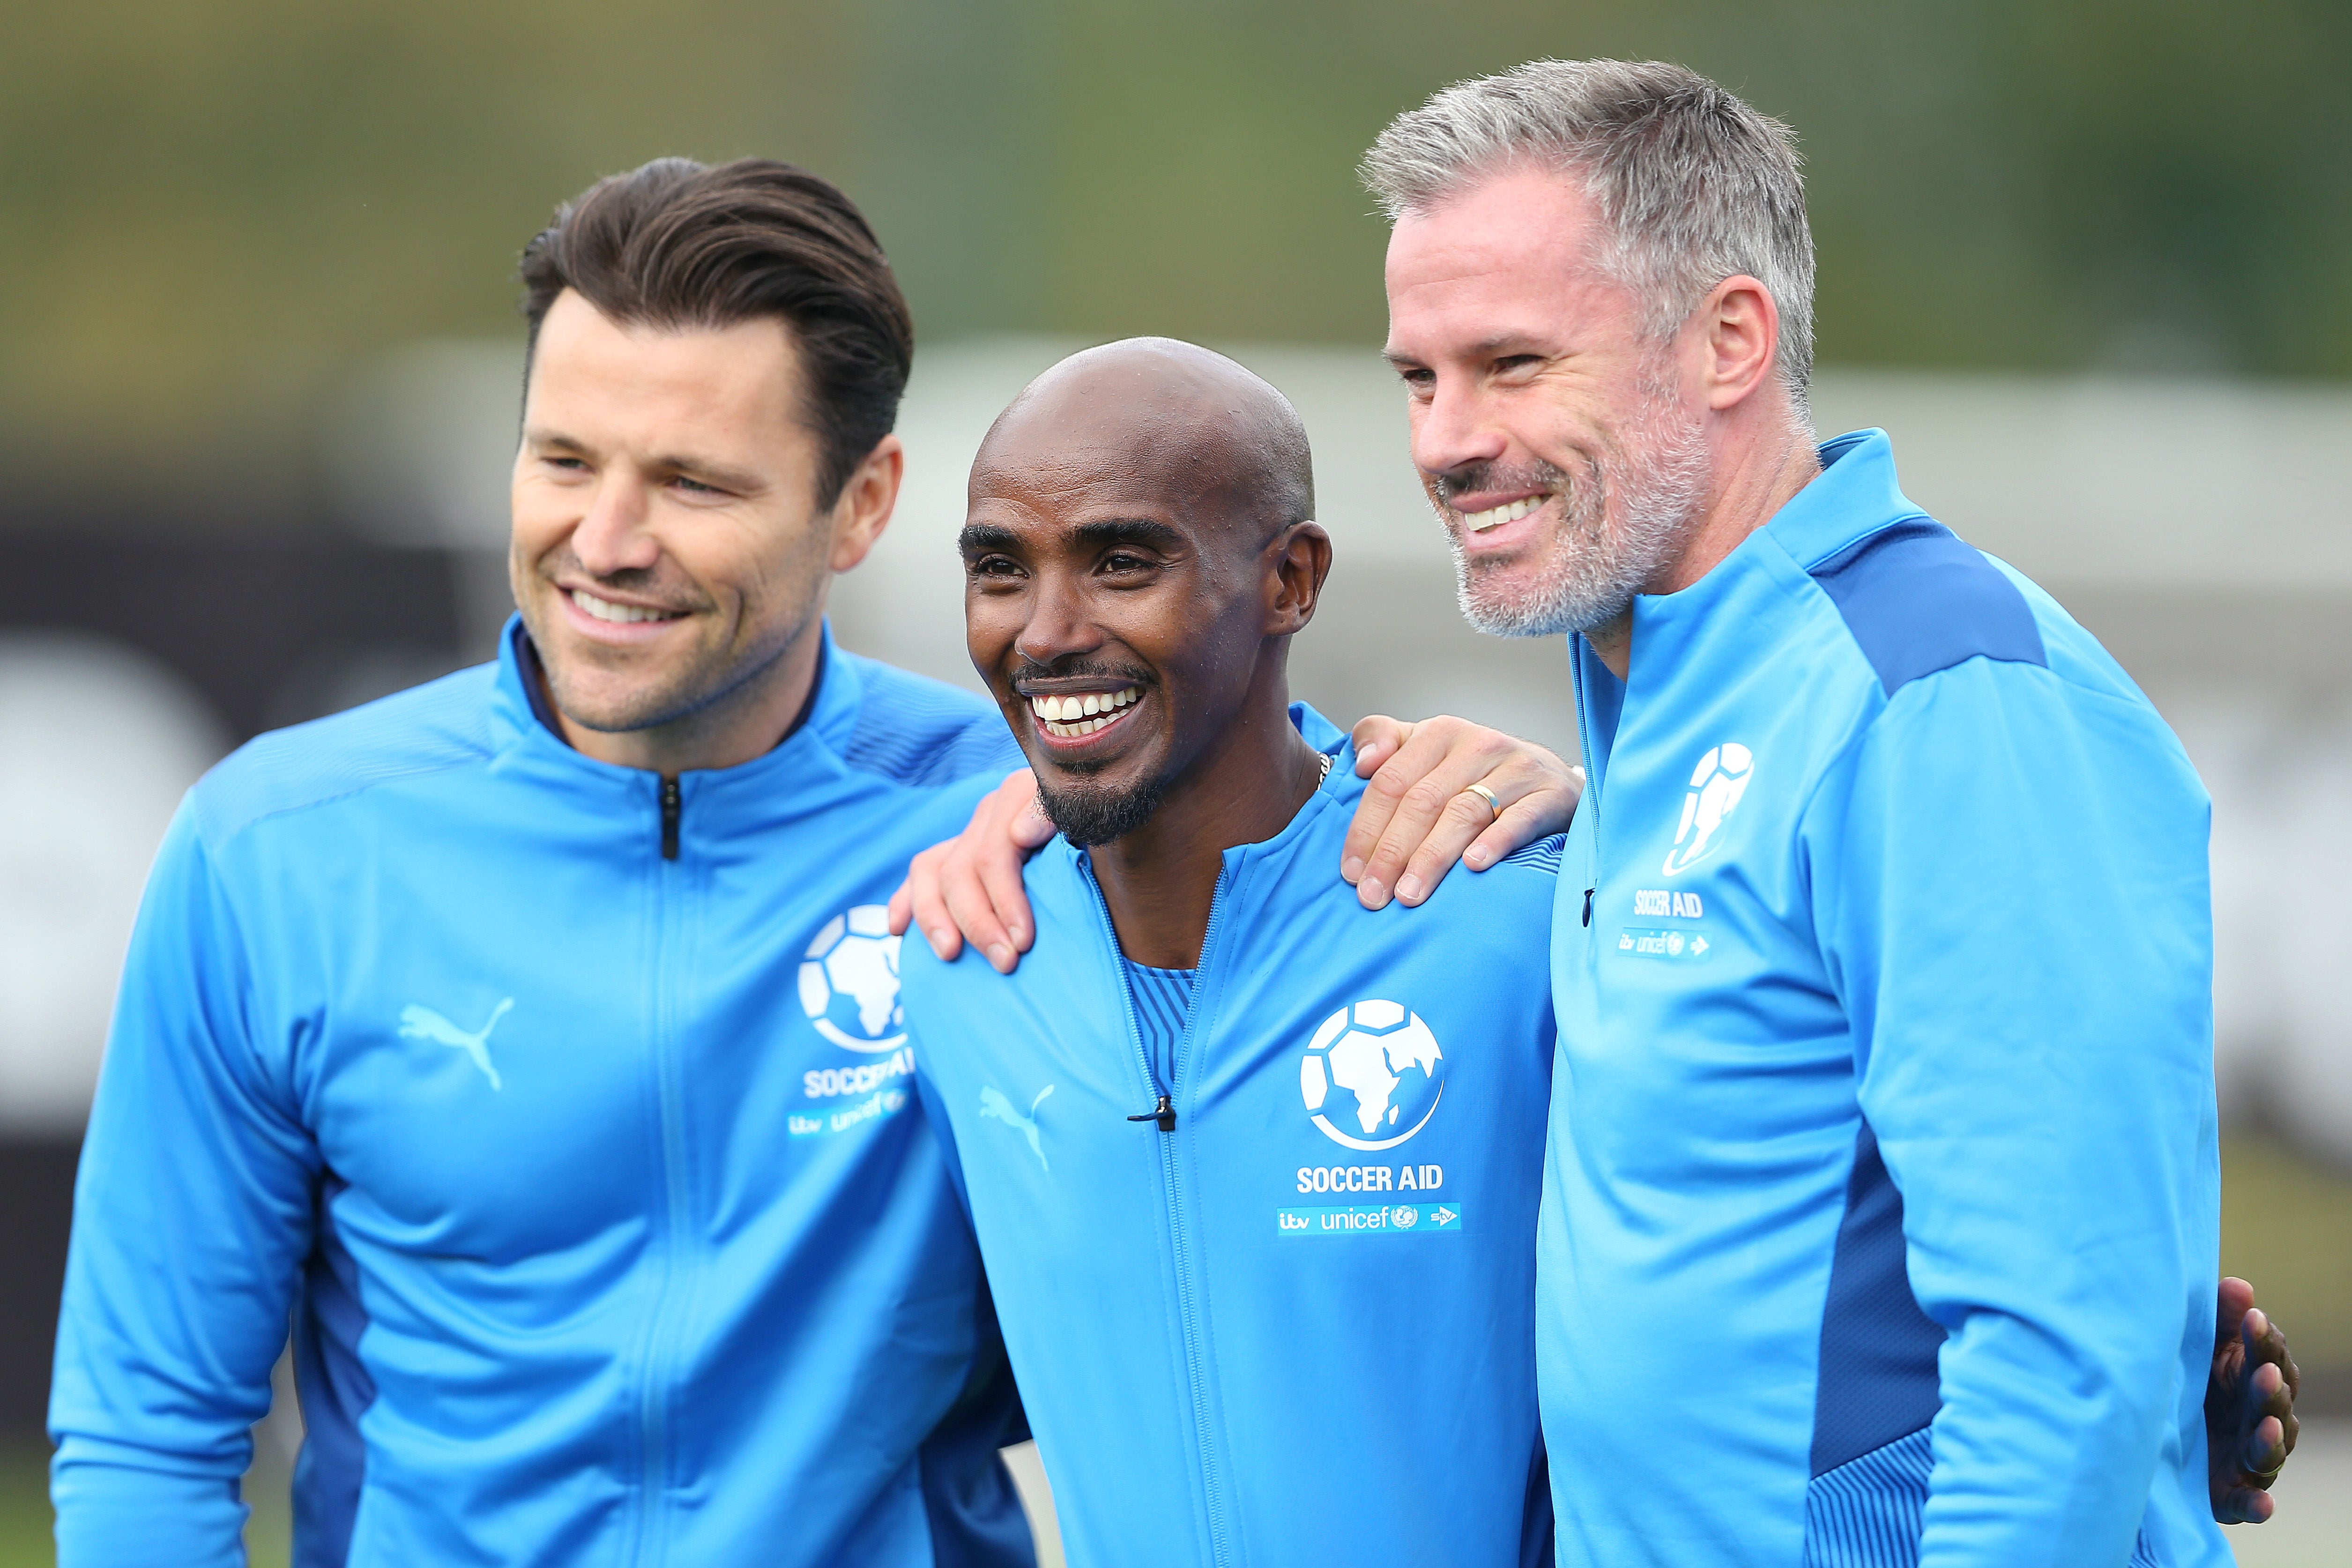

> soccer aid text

[{"left": 1296, "top": 1164, "right": 1444, "bottom": 1194}]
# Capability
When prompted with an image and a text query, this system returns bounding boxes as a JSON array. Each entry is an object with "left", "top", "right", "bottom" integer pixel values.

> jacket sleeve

[
  {"left": 49, "top": 802, "right": 321, "bottom": 1567},
  {"left": 1803, "top": 656, "right": 2218, "bottom": 1568}
]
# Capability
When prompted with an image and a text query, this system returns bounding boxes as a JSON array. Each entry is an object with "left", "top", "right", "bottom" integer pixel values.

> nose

[
  {"left": 1409, "top": 372, "right": 1509, "bottom": 485},
  {"left": 570, "top": 469, "right": 662, "bottom": 578},
  {"left": 1014, "top": 566, "right": 1105, "bottom": 669}
]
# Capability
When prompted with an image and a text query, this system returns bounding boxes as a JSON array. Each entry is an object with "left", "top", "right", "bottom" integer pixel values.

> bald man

[{"left": 902, "top": 339, "right": 1562, "bottom": 1568}]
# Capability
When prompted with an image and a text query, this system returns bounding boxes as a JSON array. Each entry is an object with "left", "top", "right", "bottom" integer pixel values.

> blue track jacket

[
  {"left": 907, "top": 707, "right": 1559, "bottom": 1568},
  {"left": 51, "top": 618, "right": 1035, "bottom": 1568},
  {"left": 1539, "top": 432, "right": 2226, "bottom": 1568}
]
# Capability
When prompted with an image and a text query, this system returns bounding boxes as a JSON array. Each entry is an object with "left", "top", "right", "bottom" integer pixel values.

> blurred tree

[{"left": 1, "top": 0, "right": 2346, "bottom": 505}]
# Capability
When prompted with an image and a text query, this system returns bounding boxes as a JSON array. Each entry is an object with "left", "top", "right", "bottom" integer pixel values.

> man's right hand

[{"left": 889, "top": 768, "right": 1050, "bottom": 974}]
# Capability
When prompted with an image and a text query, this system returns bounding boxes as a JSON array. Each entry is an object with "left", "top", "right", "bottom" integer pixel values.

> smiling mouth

[
  {"left": 1027, "top": 685, "right": 1143, "bottom": 739},
  {"left": 1457, "top": 494, "right": 1551, "bottom": 535},
  {"left": 568, "top": 587, "right": 687, "bottom": 624}
]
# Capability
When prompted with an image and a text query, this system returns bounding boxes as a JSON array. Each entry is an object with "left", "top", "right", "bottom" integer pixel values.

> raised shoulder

[
  {"left": 190, "top": 663, "right": 497, "bottom": 846},
  {"left": 835, "top": 651, "right": 1022, "bottom": 789},
  {"left": 1808, "top": 520, "right": 2046, "bottom": 697}
]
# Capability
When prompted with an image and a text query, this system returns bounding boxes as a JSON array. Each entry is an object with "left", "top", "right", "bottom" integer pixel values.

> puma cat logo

[
  {"left": 398, "top": 998, "right": 514, "bottom": 1091},
  {"left": 979, "top": 1084, "right": 1055, "bottom": 1171}
]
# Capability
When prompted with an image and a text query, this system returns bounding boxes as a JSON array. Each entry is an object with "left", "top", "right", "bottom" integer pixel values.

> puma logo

[
  {"left": 398, "top": 998, "right": 514, "bottom": 1091},
  {"left": 978, "top": 1084, "right": 1055, "bottom": 1172}
]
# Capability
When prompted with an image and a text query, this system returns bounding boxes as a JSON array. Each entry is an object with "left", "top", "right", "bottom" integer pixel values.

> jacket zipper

[
  {"left": 1081, "top": 859, "right": 1237, "bottom": 1568},
  {"left": 630, "top": 778, "right": 692, "bottom": 1564},
  {"left": 1571, "top": 640, "right": 1602, "bottom": 929}
]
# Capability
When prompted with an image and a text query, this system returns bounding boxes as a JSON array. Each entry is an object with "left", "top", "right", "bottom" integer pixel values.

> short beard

[
  {"left": 1438, "top": 376, "right": 1710, "bottom": 639},
  {"left": 1035, "top": 771, "right": 1168, "bottom": 848}
]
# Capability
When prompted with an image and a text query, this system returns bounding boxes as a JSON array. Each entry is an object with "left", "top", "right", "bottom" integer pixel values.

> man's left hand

[
  {"left": 2209, "top": 1276, "right": 2300, "bottom": 1524},
  {"left": 1343, "top": 715, "right": 1584, "bottom": 908}
]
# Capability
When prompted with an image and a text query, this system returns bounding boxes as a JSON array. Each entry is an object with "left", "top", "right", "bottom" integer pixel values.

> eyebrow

[
  {"left": 959, "top": 518, "right": 1187, "bottom": 556},
  {"left": 958, "top": 522, "right": 1021, "bottom": 555},
  {"left": 1072, "top": 518, "right": 1185, "bottom": 553}
]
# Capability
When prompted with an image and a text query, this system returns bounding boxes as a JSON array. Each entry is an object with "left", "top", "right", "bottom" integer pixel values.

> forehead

[
  {"left": 969, "top": 399, "right": 1224, "bottom": 530},
  {"left": 525, "top": 290, "right": 802, "bottom": 443},
  {"left": 1383, "top": 169, "right": 1630, "bottom": 354}
]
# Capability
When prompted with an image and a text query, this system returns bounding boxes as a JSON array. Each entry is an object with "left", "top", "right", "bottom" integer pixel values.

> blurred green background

[
  {"left": 5, "top": 0, "right": 2350, "bottom": 506},
  {"left": 3, "top": 0, "right": 2349, "bottom": 1562}
]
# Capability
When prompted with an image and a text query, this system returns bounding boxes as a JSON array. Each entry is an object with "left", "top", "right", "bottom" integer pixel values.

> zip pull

[
  {"left": 1126, "top": 1094, "right": 1176, "bottom": 1132},
  {"left": 659, "top": 776, "right": 682, "bottom": 861},
  {"left": 1581, "top": 887, "right": 1594, "bottom": 927}
]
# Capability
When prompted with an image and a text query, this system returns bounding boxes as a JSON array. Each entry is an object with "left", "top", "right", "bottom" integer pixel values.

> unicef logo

[
  {"left": 1297, "top": 1000, "right": 1446, "bottom": 1152},
  {"left": 797, "top": 905, "right": 905, "bottom": 1053},
  {"left": 1663, "top": 742, "right": 1754, "bottom": 876}
]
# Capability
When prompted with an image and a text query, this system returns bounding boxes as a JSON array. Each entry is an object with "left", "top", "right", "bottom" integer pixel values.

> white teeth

[
  {"left": 571, "top": 588, "right": 678, "bottom": 624},
  {"left": 1462, "top": 495, "right": 1546, "bottom": 534},
  {"left": 1029, "top": 686, "right": 1142, "bottom": 737}
]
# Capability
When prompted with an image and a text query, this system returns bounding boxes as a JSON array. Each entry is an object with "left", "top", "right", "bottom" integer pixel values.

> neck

[
  {"left": 1087, "top": 669, "right": 1324, "bottom": 970},
  {"left": 537, "top": 618, "right": 826, "bottom": 777},
  {"left": 1586, "top": 409, "right": 1821, "bottom": 680}
]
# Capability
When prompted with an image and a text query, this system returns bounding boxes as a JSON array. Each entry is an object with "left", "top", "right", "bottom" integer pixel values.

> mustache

[
  {"left": 1429, "top": 458, "right": 1570, "bottom": 511},
  {"left": 1009, "top": 657, "right": 1156, "bottom": 692}
]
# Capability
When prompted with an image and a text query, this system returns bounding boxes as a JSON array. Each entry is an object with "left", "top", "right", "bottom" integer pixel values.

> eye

[
  {"left": 1099, "top": 550, "right": 1157, "bottom": 576},
  {"left": 1396, "top": 366, "right": 1436, "bottom": 397},
  {"left": 670, "top": 475, "right": 727, "bottom": 498},
  {"left": 965, "top": 554, "right": 1024, "bottom": 580},
  {"left": 1492, "top": 354, "right": 1543, "bottom": 379}
]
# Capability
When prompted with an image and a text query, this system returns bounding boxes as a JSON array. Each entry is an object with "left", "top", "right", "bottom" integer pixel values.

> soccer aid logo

[
  {"left": 1663, "top": 742, "right": 1754, "bottom": 875},
  {"left": 1298, "top": 1000, "right": 1446, "bottom": 1152},
  {"left": 797, "top": 905, "right": 905, "bottom": 1053}
]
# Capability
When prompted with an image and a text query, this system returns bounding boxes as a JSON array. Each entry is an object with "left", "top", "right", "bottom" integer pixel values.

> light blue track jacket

[
  {"left": 51, "top": 618, "right": 1034, "bottom": 1568},
  {"left": 906, "top": 707, "right": 1560, "bottom": 1568},
  {"left": 1538, "top": 432, "right": 2225, "bottom": 1568}
]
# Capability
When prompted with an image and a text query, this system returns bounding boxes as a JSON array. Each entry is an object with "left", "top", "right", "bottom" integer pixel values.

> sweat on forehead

[{"left": 975, "top": 337, "right": 1314, "bottom": 532}]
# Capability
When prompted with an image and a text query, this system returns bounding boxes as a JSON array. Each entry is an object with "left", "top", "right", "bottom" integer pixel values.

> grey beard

[
  {"left": 1036, "top": 771, "right": 1169, "bottom": 848},
  {"left": 1445, "top": 396, "right": 1710, "bottom": 639}
]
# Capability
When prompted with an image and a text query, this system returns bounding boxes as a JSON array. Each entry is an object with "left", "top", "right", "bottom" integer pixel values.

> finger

[
  {"left": 1355, "top": 721, "right": 1512, "bottom": 907},
  {"left": 973, "top": 808, "right": 1039, "bottom": 958},
  {"left": 1005, "top": 769, "right": 1055, "bottom": 850},
  {"left": 904, "top": 844, "right": 965, "bottom": 962},
  {"left": 1350, "top": 715, "right": 1413, "bottom": 780},
  {"left": 2218, "top": 1278, "right": 2255, "bottom": 1344},
  {"left": 1390, "top": 787, "right": 1513, "bottom": 906},
  {"left": 2248, "top": 1308, "right": 2301, "bottom": 1402},
  {"left": 2246, "top": 1413, "right": 2287, "bottom": 1485},
  {"left": 938, "top": 843, "right": 1023, "bottom": 973},
  {"left": 1461, "top": 764, "right": 1587, "bottom": 874},
  {"left": 2214, "top": 1485, "right": 2275, "bottom": 1526},
  {"left": 1341, "top": 718, "right": 1425, "bottom": 886},
  {"left": 887, "top": 878, "right": 915, "bottom": 937}
]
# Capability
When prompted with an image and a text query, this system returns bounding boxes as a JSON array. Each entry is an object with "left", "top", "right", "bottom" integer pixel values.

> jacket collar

[
  {"left": 484, "top": 613, "right": 863, "bottom": 799},
  {"left": 1761, "top": 428, "right": 1931, "bottom": 571}
]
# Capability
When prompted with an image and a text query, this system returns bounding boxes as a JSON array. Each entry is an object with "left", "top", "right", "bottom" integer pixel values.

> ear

[
  {"left": 1264, "top": 522, "right": 1333, "bottom": 637},
  {"left": 826, "top": 434, "right": 905, "bottom": 573},
  {"left": 1692, "top": 275, "right": 1781, "bottom": 413}
]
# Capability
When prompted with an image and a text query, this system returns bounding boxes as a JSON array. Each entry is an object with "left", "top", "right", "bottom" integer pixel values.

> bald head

[
  {"left": 974, "top": 337, "right": 1314, "bottom": 547},
  {"left": 959, "top": 337, "right": 1334, "bottom": 852}
]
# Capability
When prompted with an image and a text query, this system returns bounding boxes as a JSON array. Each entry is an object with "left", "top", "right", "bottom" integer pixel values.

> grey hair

[{"left": 1362, "top": 59, "right": 1815, "bottom": 415}]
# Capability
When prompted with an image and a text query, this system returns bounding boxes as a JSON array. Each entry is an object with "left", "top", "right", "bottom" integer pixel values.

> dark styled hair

[{"left": 519, "top": 157, "right": 914, "bottom": 507}]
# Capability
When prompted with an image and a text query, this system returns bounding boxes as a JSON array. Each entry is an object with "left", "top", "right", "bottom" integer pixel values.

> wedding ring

[{"left": 1463, "top": 782, "right": 1503, "bottom": 821}]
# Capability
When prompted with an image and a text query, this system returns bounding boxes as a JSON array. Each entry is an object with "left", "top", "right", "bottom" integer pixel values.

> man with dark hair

[
  {"left": 906, "top": 337, "right": 1561, "bottom": 1568},
  {"left": 48, "top": 157, "right": 1569, "bottom": 1565},
  {"left": 49, "top": 155, "right": 1039, "bottom": 1567}
]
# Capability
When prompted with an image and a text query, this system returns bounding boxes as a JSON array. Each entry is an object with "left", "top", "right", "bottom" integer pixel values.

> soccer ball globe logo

[
  {"left": 798, "top": 905, "right": 905, "bottom": 1053},
  {"left": 1664, "top": 742, "right": 1754, "bottom": 875},
  {"left": 1297, "top": 999, "right": 1446, "bottom": 1152}
]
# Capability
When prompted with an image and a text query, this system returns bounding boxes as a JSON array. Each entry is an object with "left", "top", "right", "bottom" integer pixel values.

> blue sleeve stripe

[
  {"left": 1810, "top": 1124, "right": 1945, "bottom": 1478},
  {"left": 1802, "top": 1426, "right": 1930, "bottom": 1568},
  {"left": 1808, "top": 520, "right": 2047, "bottom": 697},
  {"left": 290, "top": 1189, "right": 372, "bottom": 1568}
]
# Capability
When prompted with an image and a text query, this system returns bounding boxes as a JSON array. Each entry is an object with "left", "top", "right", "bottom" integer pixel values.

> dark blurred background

[{"left": 4, "top": 2, "right": 2349, "bottom": 1562}]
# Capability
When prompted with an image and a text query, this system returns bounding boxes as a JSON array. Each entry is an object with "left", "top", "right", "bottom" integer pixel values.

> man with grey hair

[{"left": 1364, "top": 57, "right": 2254, "bottom": 1568}]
